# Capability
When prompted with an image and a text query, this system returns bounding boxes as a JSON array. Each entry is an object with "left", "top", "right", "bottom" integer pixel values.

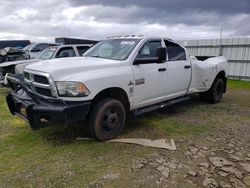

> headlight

[{"left": 56, "top": 81, "right": 90, "bottom": 97}]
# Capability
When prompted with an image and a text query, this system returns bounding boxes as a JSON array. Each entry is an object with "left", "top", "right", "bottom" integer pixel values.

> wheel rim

[{"left": 102, "top": 109, "right": 120, "bottom": 132}]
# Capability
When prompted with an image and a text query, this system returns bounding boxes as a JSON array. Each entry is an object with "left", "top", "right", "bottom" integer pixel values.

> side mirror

[
  {"left": 134, "top": 47, "right": 166, "bottom": 65},
  {"left": 156, "top": 47, "right": 167, "bottom": 63}
]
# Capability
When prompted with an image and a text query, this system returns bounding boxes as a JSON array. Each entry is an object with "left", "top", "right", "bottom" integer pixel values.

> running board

[{"left": 133, "top": 96, "right": 190, "bottom": 116}]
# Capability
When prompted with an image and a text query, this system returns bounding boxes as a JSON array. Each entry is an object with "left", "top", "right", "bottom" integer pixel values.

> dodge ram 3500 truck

[{"left": 6, "top": 36, "right": 227, "bottom": 141}]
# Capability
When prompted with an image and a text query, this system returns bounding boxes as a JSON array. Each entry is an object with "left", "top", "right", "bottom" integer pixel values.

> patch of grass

[
  {"left": 157, "top": 120, "right": 212, "bottom": 137},
  {"left": 228, "top": 79, "right": 250, "bottom": 89}
]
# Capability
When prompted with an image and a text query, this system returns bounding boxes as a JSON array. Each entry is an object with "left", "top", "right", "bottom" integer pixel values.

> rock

[
  {"left": 235, "top": 147, "right": 241, "bottom": 151},
  {"left": 221, "top": 167, "right": 243, "bottom": 179},
  {"left": 211, "top": 148, "right": 218, "bottom": 152},
  {"left": 220, "top": 181, "right": 232, "bottom": 188},
  {"left": 167, "top": 162, "right": 177, "bottom": 170},
  {"left": 229, "top": 155, "right": 242, "bottom": 162},
  {"left": 197, "top": 151, "right": 206, "bottom": 158},
  {"left": 156, "top": 165, "right": 165, "bottom": 172},
  {"left": 230, "top": 178, "right": 246, "bottom": 188},
  {"left": 209, "top": 157, "right": 233, "bottom": 167},
  {"left": 156, "top": 165, "right": 170, "bottom": 178},
  {"left": 132, "top": 161, "right": 144, "bottom": 170},
  {"left": 155, "top": 158, "right": 165, "bottom": 164},
  {"left": 198, "top": 167, "right": 209, "bottom": 176},
  {"left": 243, "top": 176, "right": 250, "bottom": 186},
  {"left": 189, "top": 146, "right": 199, "bottom": 155},
  {"left": 102, "top": 173, "right": 120, "bottom": 180},
  {"left": 199, "top": 162, "right": 210, "bottom": 168},
  {"left": 239, "top": 162, "right": 250, "bottom": 173},
  {"left": 156, "top": 177, "right": 167, "bottom": 184},
  {"left": 138, "top": 158, "right": 148, "bottom": 165},
  {"left": 187, "top": 170, "right": 197, "bottom": 177},
  {"left": 245, "top": 158, "right": 250, "bottom": 161},
  {"left": 206, "top": 137, "right": 216, "bottom": 142},
  {"left": 217, "top": 170, "right": 229, "bottom": 177},
  {"left": 211, "top": 152, "right": 216, "bottom": 156},
  {"left": 149, "top": 161, "right": 159, "bottom": 168},
  {"left": 192, "top": 155, "right": 199, "bottom": 159},
  {"left": 247, "top": 154, "right": 250, "bottom": 158},
  {"left": 203, "top": 177, "right": 218, "bottom": 187},
  {"left": 161, "top": 169, "right": 170, "bottom": 178},
  {"left": 202, "top": 146, "right": 210, "bottom": 151},
  {"left": 227, "top": 149, "right": 235, "bottom": 154}
]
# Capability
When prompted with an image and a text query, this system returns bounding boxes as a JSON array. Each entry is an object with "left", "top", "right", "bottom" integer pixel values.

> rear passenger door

[{"left": 164, "top": 40, "right": 191, "bottom": 97}]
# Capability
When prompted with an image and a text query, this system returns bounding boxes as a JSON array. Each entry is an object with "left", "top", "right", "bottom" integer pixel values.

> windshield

[
  {"left": 85, "top": 39, "right": 140, "bottom": 60},
  {"left": 38, "top": 47, "right": 57, "bottom": 60},
  {"left": 22, "top": 43, "right": 33, "bottom": 51}
]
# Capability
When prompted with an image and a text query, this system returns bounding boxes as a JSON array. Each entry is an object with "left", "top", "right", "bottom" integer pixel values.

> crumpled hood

[
  {"left": 25, "top": 56, "right": 121, "bottom": 81},
  {"left": 0, "top": 59, "right": 40, "bottom": 68}
]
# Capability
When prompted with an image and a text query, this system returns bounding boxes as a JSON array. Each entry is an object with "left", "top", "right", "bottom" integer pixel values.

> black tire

[
  {"left": 88, "top": 98, "right": 126, "bottom": 141},
  {"left": 204, "top": 78, "right": 225, "bottom": 104}
]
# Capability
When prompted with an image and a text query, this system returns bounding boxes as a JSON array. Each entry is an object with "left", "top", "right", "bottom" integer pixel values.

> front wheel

[{"left": 88, "top": 98, "right": 126, "bottom": 141}]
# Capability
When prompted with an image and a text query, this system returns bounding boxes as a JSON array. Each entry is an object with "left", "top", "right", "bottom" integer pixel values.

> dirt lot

[{"left": 0, "top": 80, "right": 250, "bottom": 188}]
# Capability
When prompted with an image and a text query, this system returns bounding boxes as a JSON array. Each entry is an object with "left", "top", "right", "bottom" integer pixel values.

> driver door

[{"left": 132, "top": 39, "right": 168, "bottom": 108}]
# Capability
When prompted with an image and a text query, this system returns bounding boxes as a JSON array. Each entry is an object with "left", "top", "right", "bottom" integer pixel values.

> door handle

[
  {"left": 184, "top": 65, "right": 191, "bottom": 69},
  {"left": 158, "top": 68, "right": 166, "bottom": 72}
]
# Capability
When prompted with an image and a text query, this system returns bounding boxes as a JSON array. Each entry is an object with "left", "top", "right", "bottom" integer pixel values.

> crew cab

[
  {"left": 0, "top": 44, "right": 93, "bottom": 85},
  {"left": 6, "top": 36, "right": 227, "bottom": 141}
]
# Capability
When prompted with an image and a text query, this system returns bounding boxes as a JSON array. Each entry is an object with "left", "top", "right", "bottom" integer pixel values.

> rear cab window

[
  {"left": 77, "top": 46, "right": 91, "bottom": 56},
  {"left": 164, "top": 40, "right": 186, "bottom": 61}
]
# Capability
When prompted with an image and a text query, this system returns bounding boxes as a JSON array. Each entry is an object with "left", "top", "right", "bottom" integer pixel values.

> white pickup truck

[{"left": 6, "top": 36, "right": 227, "bottom": 141}]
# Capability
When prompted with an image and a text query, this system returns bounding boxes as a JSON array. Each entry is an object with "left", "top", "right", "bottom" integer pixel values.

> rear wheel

[
  {"left": 88, "top": 98, "right": 126, "bottom": 141},
  {"left": 202, "top": 78, "right": 225, "bottom": 104}
]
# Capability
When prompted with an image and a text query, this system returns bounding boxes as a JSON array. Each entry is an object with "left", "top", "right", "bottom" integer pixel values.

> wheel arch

[{"left": 90, "top": 87, "right": 130, "bottom": 112}]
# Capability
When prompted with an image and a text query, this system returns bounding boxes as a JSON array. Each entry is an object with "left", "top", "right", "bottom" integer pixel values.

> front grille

[
  {"left": 24, "top": 71, "right": 55, "bottom": 97},
  {"left": 35, "top": 87, "right": 52, "bottom": 97},
  {"left": 34, "top": 75, "right": 49, "bottom": 84}
]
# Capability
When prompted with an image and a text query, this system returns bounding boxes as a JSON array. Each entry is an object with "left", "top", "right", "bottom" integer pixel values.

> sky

[{"left": 0, "top": 0, "right": 250, "bottom": 42}]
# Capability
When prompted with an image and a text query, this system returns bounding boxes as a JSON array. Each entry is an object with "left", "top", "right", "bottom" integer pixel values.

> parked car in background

[
  {"left": 0, "top": 44, "right": 93, "bottom": 85},
  {"left": 0, "top": 47, "right": 29, "bottom": 63},
  {"left": 23, "top": 43, "right": 57, "bottom": 59}
]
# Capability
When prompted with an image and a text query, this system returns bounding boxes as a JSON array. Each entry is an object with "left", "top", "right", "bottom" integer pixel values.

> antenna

[{"left": 219, "top": 27, "right": 223, "bottom": 56}]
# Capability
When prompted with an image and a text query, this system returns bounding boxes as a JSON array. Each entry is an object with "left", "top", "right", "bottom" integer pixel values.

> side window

[
  {"left": 77, "top": 46, "right": 90, "bottom": 56},
  {"left": 56, "top": 47, "right": 76, "bottom": 58},
  {"left": 138, "top": 41, "right": 162, "bottom": 58},
  {"left": 164, "top": 40, "right": 186, "bottom": 61}
]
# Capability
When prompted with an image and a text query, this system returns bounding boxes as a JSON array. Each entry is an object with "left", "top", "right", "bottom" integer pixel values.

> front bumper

[{"left": 6, "top": 75, "right": 91, "bottom": 130}]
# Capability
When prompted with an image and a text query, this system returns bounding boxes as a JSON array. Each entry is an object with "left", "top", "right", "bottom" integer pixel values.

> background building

[
  {"left": 55, "top": 37, "right": 98, "bottom": 45},
  {"left": 179, "top": 38, "right": 250, "bottom": 80}
]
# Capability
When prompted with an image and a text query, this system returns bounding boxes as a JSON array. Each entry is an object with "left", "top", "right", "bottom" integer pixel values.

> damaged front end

[{"left": 6, "top": 75, "right": 91, "bottom": 130}]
